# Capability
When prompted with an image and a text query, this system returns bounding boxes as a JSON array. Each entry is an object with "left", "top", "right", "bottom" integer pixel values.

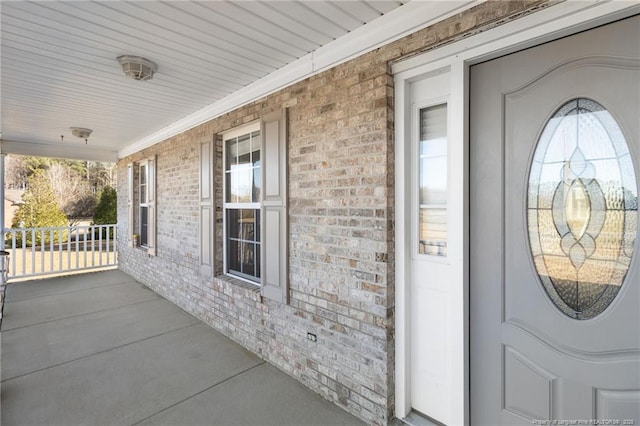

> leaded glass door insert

[{"left": 528, "top": 98, "right": 638, "bottom": 320}]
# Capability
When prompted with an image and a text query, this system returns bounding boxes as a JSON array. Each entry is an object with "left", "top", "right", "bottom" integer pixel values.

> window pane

[
  {"left": 236, "top": 133, "right": 252, "bottom": 165},
  {"left": 255, "top": 244, "right": 261, "bottom": 279},
  {"left": 225, "top": 170, "right": 233, "bottom": 203},
  {"left": 226, "top": 208, "right": 260, "bottom": 281},
  {"left": 225, "top": 138, "right": 236, "bottom": 172},
  {"left": 140, "top": 164, "right": 147, "bottom": 185},
  {"left": 420, "top": 155, "right": 447, "bottom": 205},
  {"left": 419, "top": 208, "right": 447, "bottom": 256},
  {"left": 418, "top": 104, "right": 447, "bottom": 256},
  {"left": 253, "top": 162, "right": 262, "bottom": 203},
  {"left": 238, "top": 242, "right": 255, "bottom": 276},
  {"left": 239, "top": 209, "right": 256, "bottom": 242},
  {"left": 139, "top": 165, "right": 147, "bottom": 204},
  {"left": 255, "top": 210, "right": 260, "bottom": 242},
  {"left": 140, "top": 206, "right": 148, "bottom": 247},
  {"left": 226, "top": 130, "right": 262, "bottom": 205},
  {"left": 227, "top": 239, "right": 239, "bottom": 273},
  {"left": 227, "top": 209, "right": 239, "bottom": 239},
  {"left": 230, "top": 165, "right": 252, "bottom": 203}
]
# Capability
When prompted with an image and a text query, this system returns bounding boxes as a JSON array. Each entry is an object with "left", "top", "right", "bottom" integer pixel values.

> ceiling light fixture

[
  {"left": 69, "top": 127, "right": 92, "bottom": 144},
  {"left": 117, "top": 55, "right": 158, "bottom": 81}
]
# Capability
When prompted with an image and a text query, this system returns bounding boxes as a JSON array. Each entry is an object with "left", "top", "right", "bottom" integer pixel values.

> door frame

[{"left": 393, "top": 2, "right": 640, "bottom": 424}]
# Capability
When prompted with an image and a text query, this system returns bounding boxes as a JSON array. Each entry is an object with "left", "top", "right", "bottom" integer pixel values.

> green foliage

[
  {"left": 93, "top": 186, "right": 117, "bottom": 225},
  {"left": 66, "top": 193, "right": 98, "bottom": 222},
  {"left": 93, "top": 186, "right": 117, "bottom": 237},
  {"left": 22, "top": 156, "right": 53, "bottom": 173},
  {"left": 11, "top": 170, "right": 69, "bottom": 246},
  {"left": 22, "top": 156, "right": 86, "bottom": 177}
]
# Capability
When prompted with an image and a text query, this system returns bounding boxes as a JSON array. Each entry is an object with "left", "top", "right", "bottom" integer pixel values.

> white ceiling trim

[
  {"left": 1, "top": 139, "right": 118, "bottom": 163},
  {"left": 118, "top": 0, "right": 479, "bottom": 158}
]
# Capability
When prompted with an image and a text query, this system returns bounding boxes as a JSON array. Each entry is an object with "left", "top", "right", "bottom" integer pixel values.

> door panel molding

[
  {"left": 504, "top": 56, "right": 640, "bottom": 99},
  {"left": 503, "top": 345, "right": 555, "bottom": 421},
  {"left": 505, "top": 320, "right": 640, "bottom": 361}
]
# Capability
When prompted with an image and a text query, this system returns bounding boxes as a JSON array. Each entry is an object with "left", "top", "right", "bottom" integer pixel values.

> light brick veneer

[{"left": 117, "top": 2, "right": 551, "bottom": 424}]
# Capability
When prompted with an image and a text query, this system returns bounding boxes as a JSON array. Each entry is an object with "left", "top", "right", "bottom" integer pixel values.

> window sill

[
  {"left": 217, "top": 274, "right": 260, "bottom": 292},
  {"left": 213, "top": 274, "right": 262, "bottom": 303}
]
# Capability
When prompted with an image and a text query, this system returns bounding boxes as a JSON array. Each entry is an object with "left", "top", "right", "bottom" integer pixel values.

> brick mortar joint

[{"left": 390, "top": 0, "right": 554, "bottom": 67}]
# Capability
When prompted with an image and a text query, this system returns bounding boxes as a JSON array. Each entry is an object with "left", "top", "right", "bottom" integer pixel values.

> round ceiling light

[
  {"left": 69, "top": 127, "right": 92, "bottom": 139},
  {"left": 117, "top": 55, "right": 158, "bottom": 81},
  {"left": 69, "top": 127, "right": 92, "bottom": 143}
]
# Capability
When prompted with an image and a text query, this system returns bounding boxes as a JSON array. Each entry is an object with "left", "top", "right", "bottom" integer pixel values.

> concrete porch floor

[{"left": 0, "top": 270, "right": 365, "bottom": 426}]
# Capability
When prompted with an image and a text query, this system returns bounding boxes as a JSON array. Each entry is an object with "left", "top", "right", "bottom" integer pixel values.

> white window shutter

[
  {"left": 127, "top": 163, "right": 134, "bottom": 247},
  {"left": 261, "top": 109, "right": 289, "bottom": 303},
  {"left": 147, "top": 155, "right": 157, "bottom": 256},
  {"left": 200, "top": 137, "right": 216, "bottom": 276}
]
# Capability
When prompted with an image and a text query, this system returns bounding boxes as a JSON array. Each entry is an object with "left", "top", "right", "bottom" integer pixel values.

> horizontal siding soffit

[{"left": 117, "top": 0, "right": 478, "bottom": 159}]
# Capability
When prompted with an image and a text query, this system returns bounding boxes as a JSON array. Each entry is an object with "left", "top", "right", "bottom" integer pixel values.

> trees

[
  {"left": 6, "top": 155, "right": 117, "bottom": 246},
  {"left": 93, "top": 186, "right": 117, "bottom": 237},
  {"left": 11, "top": 170, "right": 69, "bottom": 246},
  {"left": 5, "top": 155, "right": 28, "bottom": 189},
  {"left": 46, "top": 162, "right": 97, "bottom": 224},
  {"left": 6, "top": 155, "right": 117, "bottom": 225}
]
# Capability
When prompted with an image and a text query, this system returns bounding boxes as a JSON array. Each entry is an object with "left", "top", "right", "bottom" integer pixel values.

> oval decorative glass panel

[{"left": 528, "top": 98, "right": 638, "bottom": 320}]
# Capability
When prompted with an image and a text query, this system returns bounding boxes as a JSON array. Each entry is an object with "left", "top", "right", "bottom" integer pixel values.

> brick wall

[{"left": 117, "top": 2, "right": 550, "bottom": 424}]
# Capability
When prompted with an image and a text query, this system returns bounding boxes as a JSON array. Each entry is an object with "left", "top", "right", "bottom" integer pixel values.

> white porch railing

[{"left": 2, "top": 224, "right": 118, "bottom": 281}]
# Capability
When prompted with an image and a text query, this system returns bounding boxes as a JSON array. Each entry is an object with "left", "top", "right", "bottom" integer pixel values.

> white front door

[{"left": 470, "top": 15, "right": 640, "bottom": 425}]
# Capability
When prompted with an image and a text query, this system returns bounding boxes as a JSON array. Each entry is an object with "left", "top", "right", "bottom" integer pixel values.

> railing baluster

[
  {"left": 49, "top": 228, "right": 54, "bottom": 272},
  {"left": 98, "top": 226, "right": 103, "bottom": 267},
  {"left": 58, "top": 227, "right": 63, "bottom": 271},
  {"left": 39, "top": 229, "right": 44, "bottom": 274},
  {"left": 11, "top": 230, "right": 17, "bottom": 276},
  {"left": 3, "top": 224, "right": 118, "bottom": 280},
  {"left": 91, "top": 227, "right": 95, "bottom": 267},
  {"left": 31, "top": 229, "right": 36, "bottom": 275},
  {"left": 112, "top": 226, "right": 115, "bottom": 265},
  {"left": 75, "top": 227, "right": 79, "bottom": 269},
  {"left": 110, "top": 225, "right": 114, "bottom": 265},
  {"left": 21, "top": 230, "right": 26, "bottom": 276},
  {"left": 83, "top": 230, "right": 88, "bottom": 268}
]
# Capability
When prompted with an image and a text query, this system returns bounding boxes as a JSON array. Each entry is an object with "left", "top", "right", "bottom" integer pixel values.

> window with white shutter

[
  {"left": 217, "top": 110, "right": 289, "bottom": 303},
  {"left": 127, "top": 156, "right": 157, "bottom": 256}
]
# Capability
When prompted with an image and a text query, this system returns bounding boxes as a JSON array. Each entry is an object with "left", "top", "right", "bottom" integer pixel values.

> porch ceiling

[{"left": 0, "top": 0, "right": 476, "bottom": 162}]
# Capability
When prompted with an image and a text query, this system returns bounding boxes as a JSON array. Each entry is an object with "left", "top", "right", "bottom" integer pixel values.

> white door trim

[{"left": 393, "top": 1, "right": 640, "bottom": 424}]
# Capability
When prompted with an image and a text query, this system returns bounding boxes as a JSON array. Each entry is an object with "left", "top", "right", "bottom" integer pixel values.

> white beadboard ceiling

[{"left": 0, "top": 0, "right": 476, "bottom": 162}]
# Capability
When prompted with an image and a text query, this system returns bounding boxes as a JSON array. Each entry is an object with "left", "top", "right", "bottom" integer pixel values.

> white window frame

[
  {"left": 393, "top": 2, "right": 639, "bottom": 425},
  {"left": 413, "top": 97, "right": 450, "bottom": 259},
  {"left": 127, "top": 156, "right": 156, "bottom": 255},
  {"left": 138, "top": 160, "right": 150, "bottom": 248},
  {"left": 222, "top": 121, "right": 262, "bottom": 285}
]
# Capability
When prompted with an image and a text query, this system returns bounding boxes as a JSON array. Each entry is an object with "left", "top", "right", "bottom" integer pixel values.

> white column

[
  {"left": 0, "top": 153, "right": 5, "bottom": 251},
  {"left": 0, "top": 153, "right": 6, "bottom": 290}
]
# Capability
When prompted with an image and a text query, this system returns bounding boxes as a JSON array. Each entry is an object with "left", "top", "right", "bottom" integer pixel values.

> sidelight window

[{"left": 418, "top": 103, "right": 448, "bottom": 256}]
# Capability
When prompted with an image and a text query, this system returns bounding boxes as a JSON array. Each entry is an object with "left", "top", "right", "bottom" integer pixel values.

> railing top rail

[{"left": 4, "top": 224, "right": 117, "bottom": 232}]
